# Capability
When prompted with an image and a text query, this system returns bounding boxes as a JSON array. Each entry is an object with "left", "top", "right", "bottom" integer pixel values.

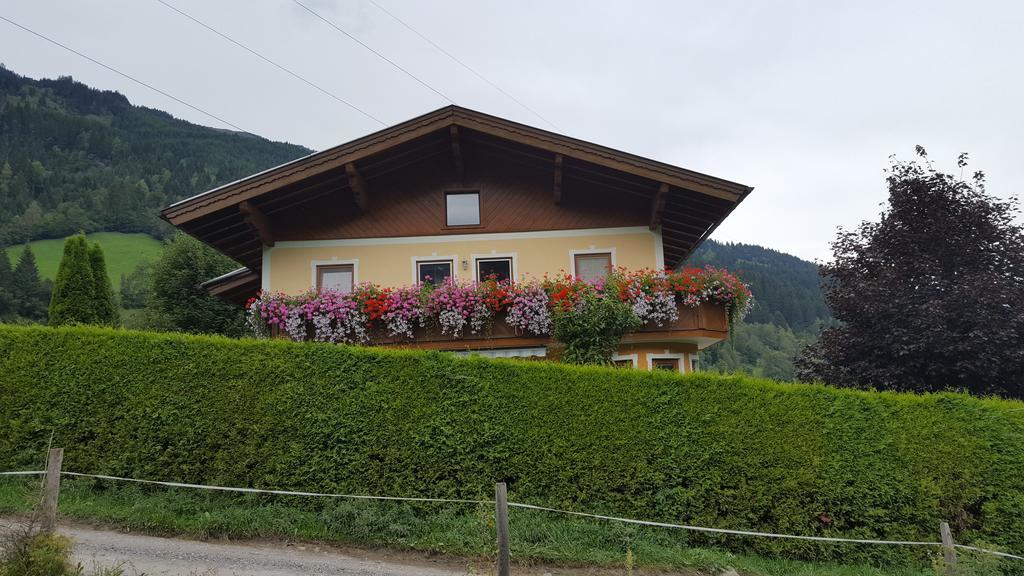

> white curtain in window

[{"left": 320, "top": 268, "right": 353, "bottom": 293}]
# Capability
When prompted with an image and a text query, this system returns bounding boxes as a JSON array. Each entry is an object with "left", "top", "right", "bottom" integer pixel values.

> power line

[
  {"left": 290, "top": 0, "right": 454, "bottom": 105},
  {"left": 365, "top": 0, "right": 559, "bottom": 131},
  {"left": 0, "top": 14, "right": 251, "bottom": 134},
  {"left": 156, "top": 0, "right": 385, "bottom": 127}
]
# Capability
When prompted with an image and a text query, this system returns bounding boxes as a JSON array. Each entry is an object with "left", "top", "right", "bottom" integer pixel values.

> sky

[{"left": 2, "top": 0, "right": 1022, "bottom": 261}]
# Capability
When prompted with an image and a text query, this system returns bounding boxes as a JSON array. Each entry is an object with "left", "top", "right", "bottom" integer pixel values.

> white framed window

[
  {"left": 445, "top": 191, "right": 480, "bottom": 226},
  {"left": 412, "top": 255, "right": 457, "bottom": 285},
  {"left": 646, "top": 352, "right": 687, "bottom": 374},
  {"left": 476, "top": 258, "right": 512, "bottom": 282},
  {"left": 570, "top": 248, "right": 616, "bottom": 283},
  {"left": 472, "top": 252, "right": 517, "bottom": 283},
  {"left": 311, "top": 259, "right": 358, "bottom": 293},
  {"left": 611, "top": 353, "right": 639, "bottom": 369}
]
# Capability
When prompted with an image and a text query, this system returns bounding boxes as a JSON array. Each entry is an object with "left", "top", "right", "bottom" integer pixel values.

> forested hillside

[
  {"left": 0, "top": 66, "right": 311, "bottom": 244},
  {"left": 687, "top": 240, "right": 830, "bottom": 380}
]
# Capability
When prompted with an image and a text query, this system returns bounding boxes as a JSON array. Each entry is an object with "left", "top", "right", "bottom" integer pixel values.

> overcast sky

[{"left": 2, "top": 1, "right": 1022, "bottom": 261}]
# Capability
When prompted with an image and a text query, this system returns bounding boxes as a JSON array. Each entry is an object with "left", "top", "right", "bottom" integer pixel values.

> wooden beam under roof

[
  {"left": 662, "top": 216, "right": 714, "bottom": 235},
  {"left": 239, "top": 201, "right": 274, "bottom": 247},
  {"left": 345, "top": 162, "right": 369, "bottom": 210},
  {"left": 650, "top": 183, "right": 668, "bottom": 230},
  {"left": 553, "top": 153, "right": 563, "bottom": 204},
  {"left": 450, "top": 125, "right": 464, "bottom": 181}
]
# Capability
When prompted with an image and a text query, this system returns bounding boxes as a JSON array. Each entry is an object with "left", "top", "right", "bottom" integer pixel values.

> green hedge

[{"left": 2, "top": 325, "right": 1023, "bottom": 566}]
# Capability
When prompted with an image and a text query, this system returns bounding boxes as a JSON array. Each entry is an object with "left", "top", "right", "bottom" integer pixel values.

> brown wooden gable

[{"left": 161, "top": 105, "right": 752, "bottom": 273}]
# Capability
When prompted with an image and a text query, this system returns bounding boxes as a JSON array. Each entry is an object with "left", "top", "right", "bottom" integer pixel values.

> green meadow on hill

[{"left": 4, "top": 232, "right": 161, "bottom": 290}]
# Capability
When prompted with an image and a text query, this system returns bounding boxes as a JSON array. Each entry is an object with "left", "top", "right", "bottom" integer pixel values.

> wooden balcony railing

[{"left": 377, "top": 301, "right": 729, "bottom": 352}]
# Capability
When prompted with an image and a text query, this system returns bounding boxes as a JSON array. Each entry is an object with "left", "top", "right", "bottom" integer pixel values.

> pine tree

[
  {"left": 0, "top": 247, "right": 14, "bottom": 320},
  {"left": 88, "top": 242, "right": 118, "bottom": 326},
  {"left": 48, "top": 233, "right": 96, "bottom": 326},
  {"left": 12, "top": 244, "right": 47, "bottom": 322}
]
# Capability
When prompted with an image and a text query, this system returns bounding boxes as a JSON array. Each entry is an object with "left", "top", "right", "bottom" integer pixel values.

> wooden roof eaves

[
  {"left": 161, "top": 106, "right": 459, "bottom": 224},
  {"left": 668, "top": 185, "right": 755, "bottom": 269},
  {"left": 200, "top": 267, "right": 259, "bottom": 292},
  {"left": 452, "top": 108, "right": 748, "bottom": 202},
  {"left": 161, "top": 105, "right": 752, "bottom": 225}
]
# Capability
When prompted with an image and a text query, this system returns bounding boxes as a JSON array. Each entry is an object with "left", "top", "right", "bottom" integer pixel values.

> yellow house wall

[
  {"left": 614, "top": 342, "right": 699, "bottom": 374},
  {"left": 264, "top": 227, "right": 662, "bottom": 294}
]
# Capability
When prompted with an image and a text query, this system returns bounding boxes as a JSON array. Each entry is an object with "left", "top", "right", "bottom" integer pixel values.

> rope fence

[
  {"left": 60, "top": 471, "right": 492, "bottom": 504},
  {"left": 3, "top": 449, "right": 1023, "bottom": 575}
]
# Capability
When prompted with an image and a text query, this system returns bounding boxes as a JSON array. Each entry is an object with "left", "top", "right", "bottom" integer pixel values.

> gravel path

[{"left": 58, "top": 524, "right": 472, "bottom": 576}]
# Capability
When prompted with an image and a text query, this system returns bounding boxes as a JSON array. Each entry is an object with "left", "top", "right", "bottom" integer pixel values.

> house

[{"left": 161, "top": 105, "right": 752, "bottom": 372}]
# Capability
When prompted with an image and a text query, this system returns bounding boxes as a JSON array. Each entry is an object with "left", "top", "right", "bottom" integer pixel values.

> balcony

[
  {"left": 369, "top": 301, "right": 730, "bottom": 352},
  {"left": 248, "top": 267, "right": 749, "bottom": 359}
]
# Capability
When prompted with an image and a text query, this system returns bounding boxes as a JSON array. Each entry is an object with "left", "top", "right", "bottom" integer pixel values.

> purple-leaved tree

[{"left": 797, "top": 148, "right": 1024, "bottom": 397}]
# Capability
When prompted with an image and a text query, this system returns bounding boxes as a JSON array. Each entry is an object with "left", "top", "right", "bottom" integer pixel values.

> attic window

[{"left": 446, "top": 191, "right": 480, "bottom": 226}]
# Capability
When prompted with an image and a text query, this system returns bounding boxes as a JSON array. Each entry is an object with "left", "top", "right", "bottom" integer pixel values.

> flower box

[{"left": 247, "top": 267, "right": 750, "bottom": 350}]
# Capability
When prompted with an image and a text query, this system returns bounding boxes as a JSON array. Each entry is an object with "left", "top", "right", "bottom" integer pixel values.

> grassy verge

[{"left": 0, "top": 478, "right": 946, "bottom": 576}]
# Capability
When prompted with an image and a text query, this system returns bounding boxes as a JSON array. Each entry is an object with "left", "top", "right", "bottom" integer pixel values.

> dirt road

[{"left": 60, "top": 524, "right": 474, "bottom": 576}]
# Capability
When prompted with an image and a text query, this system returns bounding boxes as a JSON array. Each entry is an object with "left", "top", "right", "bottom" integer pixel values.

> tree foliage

[
  {"left": 150, "top": 233, "right": 245, "bottom": 336},
  {"left": 47, "top": 233, "right": 95, "bottom": 326},
  {"left": 797, "top": 150, "right": 1024, "bottom": 397},
  {"left": 10, "top": 245, "right": 48, "bottom": 322},
  {"left": 119, "top": 262, "right": 152, "bottom": 310},
  {"left": 0, "top": 247, "right": 15, "bottom": 321},
  {"left": 700, "top": 321, "right": 826, "bottom": 381},
  {"left": 551, "top": 292, "right": 640, "bottom": 364},
  {"left": 688, "top": 240, "right": 830, "bottom": 332},
  {"left": 87, "top": 242, "right": 118, "bottom": 326},
  {"left": 688, "top": 240, "right": 832, "bottom": 377},
  {"left": 0, "top": 66, "right": 309, "bottom": 244}
]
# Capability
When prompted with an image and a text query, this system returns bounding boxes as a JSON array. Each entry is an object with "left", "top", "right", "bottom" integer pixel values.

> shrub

[
  {"left": 0, "top": 325, "right": 1022, "bottom": 568},
  {"left": 87, "top": 243, "right": 118, "bottom": 327},
  {"left": 47, "top": 234, "right": 95, "bottom": 326},
  {"left": 149, "top": 233, "right": 245, "bottom": 336},
  {"left": 550, "top": 290, "right": 640, "bottom": 364},
  {"left": 0, "top": 528, "right": 76, "bottom": 576}
]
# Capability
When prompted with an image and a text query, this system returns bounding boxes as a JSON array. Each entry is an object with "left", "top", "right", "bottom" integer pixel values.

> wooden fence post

[
  {"left": 41, "top": 448, "right": 64, "bottom": 534},
  {"left": 940, "top": 521, "right": 957, "bottom": 576},
  {"left": 495, "top": 482, "right": 511, "bottom": 576}
]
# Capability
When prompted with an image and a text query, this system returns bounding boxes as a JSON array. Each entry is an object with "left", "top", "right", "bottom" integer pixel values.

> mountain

[
  {"left": 0, "top": 66, "right": 312, "bottom": 244},
  {"left": 688, "top": 240, "right": 830, "bottom": 331},
  {"left": 686, "top": 240, "right": 831, "bottom": 380}
]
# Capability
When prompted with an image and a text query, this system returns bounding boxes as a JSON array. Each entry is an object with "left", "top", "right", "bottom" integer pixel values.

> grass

[
  {"left": 0, "top": 478, "right": 951, "bottom": 576},
  {"left": 4, "top": 232, "right": 162, "bottom": 290}
]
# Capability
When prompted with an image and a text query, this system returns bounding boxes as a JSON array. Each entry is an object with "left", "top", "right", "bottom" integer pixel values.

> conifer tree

[
  {"left": 48, "top": 233, "right": 96, "bottom": 326},
  {"left": 0, "top": 247, "right": 14, "bottom": 320},
  {"left": 88, "top": 242, "right": 119, "bottom": 326},
  {"left": 12, "top": 244, "right": 47, "bottom": 322}
]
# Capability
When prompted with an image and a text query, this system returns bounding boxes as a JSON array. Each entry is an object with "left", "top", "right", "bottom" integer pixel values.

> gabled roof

[{"left": 162, "top": 105, "right": 752, "bottom": 274}]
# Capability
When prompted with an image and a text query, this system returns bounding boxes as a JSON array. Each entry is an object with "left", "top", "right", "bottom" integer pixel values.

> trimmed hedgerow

[{"left": 1, "top": 325, "right": 1023, "bottom": 567}]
